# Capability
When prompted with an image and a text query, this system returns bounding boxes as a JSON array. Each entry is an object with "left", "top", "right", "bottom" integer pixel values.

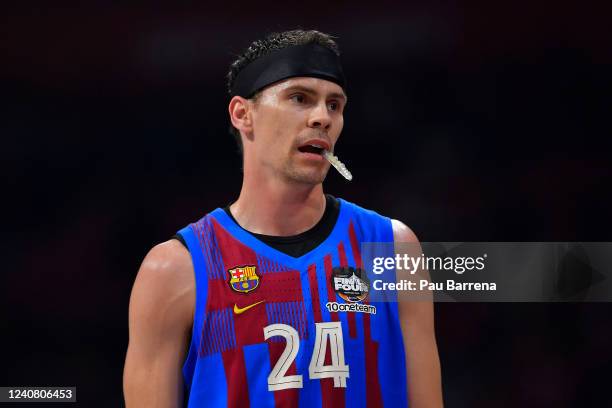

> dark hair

[{"left": 226, "top": 29, "right": 341, "bottom": 155}]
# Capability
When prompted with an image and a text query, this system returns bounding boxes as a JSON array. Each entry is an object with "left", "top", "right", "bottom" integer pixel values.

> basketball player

[{"left": 124, "top": 30, "right": 443, "bottom": 407}]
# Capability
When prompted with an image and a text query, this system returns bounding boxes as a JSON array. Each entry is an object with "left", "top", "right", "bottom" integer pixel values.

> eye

[
  {"left": 328, "top": 101, "right": 339, "bottom": 111},
  {"left": 290, "top": 94, "right": 305, "bottom": 103}
]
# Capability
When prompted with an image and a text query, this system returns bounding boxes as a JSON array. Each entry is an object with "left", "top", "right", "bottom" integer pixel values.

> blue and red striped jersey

[{"left": 177, "top": 198, "right": 407, "bottom": 407}]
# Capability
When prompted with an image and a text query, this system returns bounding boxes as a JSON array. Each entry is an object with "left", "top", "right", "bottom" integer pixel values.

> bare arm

[
  {"left": 123, "top": 239, "right": 195, "bottom": 408},
  {"left": 392, "top": 219, "right": 444, "bottom": 408}
]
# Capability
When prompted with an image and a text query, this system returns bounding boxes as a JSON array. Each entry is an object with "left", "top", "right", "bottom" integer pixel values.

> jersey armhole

[
  {"left": 175, "top": 225, "right": 209, "bottom": 400},
  {"left": 172, "top": 233, "right": 188, "bottom": 249}
]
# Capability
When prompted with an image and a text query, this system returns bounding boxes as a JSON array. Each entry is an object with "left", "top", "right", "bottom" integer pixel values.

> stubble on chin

[{"left": 281, "top": 160, "right": 329, "bottom": 185}]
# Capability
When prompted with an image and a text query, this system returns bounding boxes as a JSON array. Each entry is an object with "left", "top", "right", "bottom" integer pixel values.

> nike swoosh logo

[{"left": 233, "top": 300, "right": 265, "bottom": 315}]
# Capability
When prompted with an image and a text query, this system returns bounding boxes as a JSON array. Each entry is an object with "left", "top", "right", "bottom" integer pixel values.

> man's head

[{"left": 227, "top": 30, "right": 347, "bottom": 185}]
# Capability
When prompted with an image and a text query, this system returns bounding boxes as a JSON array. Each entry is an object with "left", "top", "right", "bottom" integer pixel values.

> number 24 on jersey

[{"left": 263, "top": 321, "right": 350, "bottom": 391}]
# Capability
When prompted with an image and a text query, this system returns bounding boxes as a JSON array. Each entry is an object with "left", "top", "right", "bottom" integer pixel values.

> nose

[{"left": 307, "top": 102, "right": 332, "bottom": 130}]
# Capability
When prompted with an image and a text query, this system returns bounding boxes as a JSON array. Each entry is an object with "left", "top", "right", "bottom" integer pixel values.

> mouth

[
  {"left": 297, "top": 139, "right": 331, "bottom": 157},
  {"left": 298, "top": 144, "right": 325, "bottom": 155}
]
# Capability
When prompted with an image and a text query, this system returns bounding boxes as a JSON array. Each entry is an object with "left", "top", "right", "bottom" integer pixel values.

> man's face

[{"left": 247, "top": 77, "right": 347, "bottom": 185}]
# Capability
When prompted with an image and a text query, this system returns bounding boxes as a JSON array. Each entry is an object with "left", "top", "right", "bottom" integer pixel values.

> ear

[{"left": 228, "top": 96, "right": 253, "bottom": 135}]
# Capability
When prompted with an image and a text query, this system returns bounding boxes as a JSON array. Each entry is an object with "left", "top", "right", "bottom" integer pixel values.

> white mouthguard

[{"left": 323, "top": 150, "right": 353, "bottom": 181}]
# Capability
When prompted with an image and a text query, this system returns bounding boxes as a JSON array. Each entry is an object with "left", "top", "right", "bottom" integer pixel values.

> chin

[
  {"left": 284, "top": 169, "right": 327, "bottom": 185},
  {"left": 280, "top": 160, "right": 330, "bottom": 185}
]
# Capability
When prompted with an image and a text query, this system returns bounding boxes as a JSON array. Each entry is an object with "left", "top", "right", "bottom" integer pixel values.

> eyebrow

[{"left": 284, "top": 85, "right": 347, "bottom": 102}]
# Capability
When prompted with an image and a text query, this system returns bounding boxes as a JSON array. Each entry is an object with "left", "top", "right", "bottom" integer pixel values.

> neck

[{"left": 230, "top": 171, "right": 326, "bottom": 236}]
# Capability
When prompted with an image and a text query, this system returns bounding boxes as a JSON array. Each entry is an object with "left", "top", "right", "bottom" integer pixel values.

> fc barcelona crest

[{"left": 228, "top": 265, "right": 260, "bottom": 294}]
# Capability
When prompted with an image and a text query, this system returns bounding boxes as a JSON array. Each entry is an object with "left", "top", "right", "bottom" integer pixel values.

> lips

[{"left": 297, "top": 139, "right": 331, "bottom": 155}]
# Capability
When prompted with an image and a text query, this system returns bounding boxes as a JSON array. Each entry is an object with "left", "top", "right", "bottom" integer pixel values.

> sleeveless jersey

[{"left": 177, "top": 198, "right": 407, "bottom": 407}]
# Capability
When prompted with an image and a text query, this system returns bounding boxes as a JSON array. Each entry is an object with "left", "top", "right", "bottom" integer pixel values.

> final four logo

[
  {"left": 331, "top": 266, "right": 370, "bottom": 303},
  {"left": 327, "top": 266, "right": 376, "bottom": 314},
  {"left": 228, "top": 265, "right": 260, "bottom": 293}
]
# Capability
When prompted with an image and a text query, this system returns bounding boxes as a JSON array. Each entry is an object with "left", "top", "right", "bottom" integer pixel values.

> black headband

[{"left": 231, "top": 43, "right": 346, "bottom": 98}]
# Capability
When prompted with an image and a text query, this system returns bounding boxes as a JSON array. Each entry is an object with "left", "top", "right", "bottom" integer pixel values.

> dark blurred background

[{"left": 1, "top": 1, "right": 611, "bottom": 407}]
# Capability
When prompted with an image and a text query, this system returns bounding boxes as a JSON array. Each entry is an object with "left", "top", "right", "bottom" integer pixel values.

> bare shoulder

[
  {"left": 137, "top": 239, "right": 194, "bottom": 287},
  {"left": 130, "top": 239, "right": 195, "bottom": 325},
  {"left": 391, "top": 219, "right": 420, "bottom": 243},
  {"left": 392, "top": 219, "right": 429, "bottom": 307}
]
